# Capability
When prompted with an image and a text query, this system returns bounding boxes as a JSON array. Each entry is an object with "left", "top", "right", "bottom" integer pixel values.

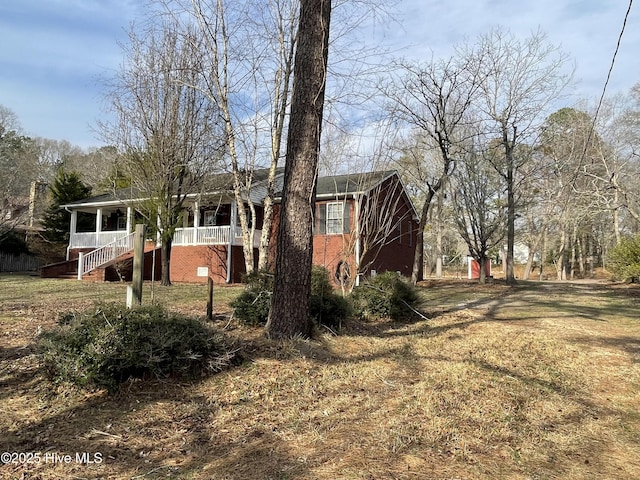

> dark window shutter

[
  {"left": 343, "top": 201, "right": 350, "bottom": 233},
  {"left": 318, "top": 203, "right": 326, "bottom": 234}
]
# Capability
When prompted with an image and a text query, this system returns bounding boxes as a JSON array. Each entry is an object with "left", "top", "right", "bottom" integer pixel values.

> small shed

[{"left": 467, "top": 257, "right": 491, "bottom": 280}]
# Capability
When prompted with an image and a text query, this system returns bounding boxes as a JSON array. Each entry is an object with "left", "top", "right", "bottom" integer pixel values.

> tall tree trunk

[
  {"left": 411, "top": 188, "right": 437, "bottom": 284},
  {"left": 523, "top": 246, "right": 536, "bottom": 280},
  {"left": 161, "top": 237, "right": 172, "bottom": 286},
  {"left": 613, "top": 190, "right": 622, "bottom": 245},
  {"left": 257, "top": 175, "right": 276, "bottom": 271},
  {"left": 539, "top": 230, "right": 547, "bottom": 281},
  {"left": 266, "top": 0, "right": 331, "bottom": 339},
  {"left": 435, "top": 189, "right": 443, "bottom": 278},
  {"left": 505, "top": 158, "right": 516, "bottom": 285},
  {"left": 478, "top": 255, "right": 487, "bottom": 284},
  {"left": 568, "top": 225, "right": 577, "bottom": 280},
  {"left": 556, "top": 229, "right": 566, "bottom": 281},
  {"left": 577, "top": 233, "right": 585, "bottom": 278}
]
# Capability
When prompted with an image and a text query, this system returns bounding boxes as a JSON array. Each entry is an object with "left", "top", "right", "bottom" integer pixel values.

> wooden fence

[{"left": 0, "top": 252, "right": 42, "bottom": 272}]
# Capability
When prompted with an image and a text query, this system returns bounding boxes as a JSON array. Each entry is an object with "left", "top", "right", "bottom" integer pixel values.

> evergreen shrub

[
  {"left": 609, "top": 235, "right": 640, "bottom": 283},
  {"left": 231, "top": 266, "right": 351, "bottom": 330},
  {"left": 352, "top": 271, "right": 419, "bottom": 320}
]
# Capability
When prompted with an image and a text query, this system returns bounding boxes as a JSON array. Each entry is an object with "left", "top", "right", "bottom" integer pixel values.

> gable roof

[
  {"left": 314, "top": 169, "right": 419, "bottom": 220},
  {"left": 60, "top": 168, "right": 417, "bottom": 217},
  {"left": 315, "top": 170, "right": 397, "bottom": 198}
]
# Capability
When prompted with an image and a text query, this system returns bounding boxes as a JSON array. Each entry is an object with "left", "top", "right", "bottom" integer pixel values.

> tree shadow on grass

[{"left": 0, "top": 344, "right": 303, "bottom": 480}]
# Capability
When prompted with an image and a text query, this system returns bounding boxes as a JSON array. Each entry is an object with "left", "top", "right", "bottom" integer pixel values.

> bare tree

[
  {"left": 469, "top": 28, "right": 572, "bottom": 285},
  {"left": 452, "top": 137, "right": 507, "bottom": 284},
  {"left": 266, "top": 0, "right": 332, "bottom": 339},
  {"left": 584, "top": 92, "right": 640, "bottom": 236},
  {"left": 99, "top": 21, "right": 224, "bottom": 285},
  {"left": 384, "top": 54, "right": 481, "bottom": 284},
  {"left": 157, "top": 0, "right": 298, "bottom": 275},
  {"left": 0, "top": 106, "right": 39, "bottom": 241}
]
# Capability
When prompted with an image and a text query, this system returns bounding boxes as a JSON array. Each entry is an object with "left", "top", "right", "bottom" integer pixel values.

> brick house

[{"left": 41, "top": 169, "right": 418, "bottom": 284}]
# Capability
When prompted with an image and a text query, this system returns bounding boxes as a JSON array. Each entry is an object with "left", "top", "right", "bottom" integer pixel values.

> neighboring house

[
  {"left": 41, "top": 169, "right": 418, "bottom": 284},
  {"left": 1, "top": 181, "right": 49, "bottom": 237}
]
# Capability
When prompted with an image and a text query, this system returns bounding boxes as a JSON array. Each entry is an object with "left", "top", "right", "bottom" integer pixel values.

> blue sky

[{"left": 0, "top": 0, "right": 637, "bottom": 149}]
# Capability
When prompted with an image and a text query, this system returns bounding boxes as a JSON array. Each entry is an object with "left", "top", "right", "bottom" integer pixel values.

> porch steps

[
  {"left": 82, "top": 245, "right": 160, "bottom": 282},
  {"left": 40, "top": 241, "right": 159, "bottom": 281},
  {"left": 77, "top": 232, "right": 136, "bottom": 279}
]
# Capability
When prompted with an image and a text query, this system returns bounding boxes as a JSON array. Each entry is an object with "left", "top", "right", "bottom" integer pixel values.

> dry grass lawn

[{"left": 0, "top": 275, "right": 639, "bottom": 479}]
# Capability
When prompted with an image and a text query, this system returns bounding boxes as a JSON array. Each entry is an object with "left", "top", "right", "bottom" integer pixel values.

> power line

[{"left": 583, "top": 0, "right": 633, "bottom": 156}]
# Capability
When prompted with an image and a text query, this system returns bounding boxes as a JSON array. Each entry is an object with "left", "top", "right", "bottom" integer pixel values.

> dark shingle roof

[
  {"left": 62, "top": 168, "right": 396, "bottom": 207},
  {"left": 61, "top": 167, "right": 285, "bottom": 208},
  {"left": 315, "top": 170, "right": 396, "bottom": 196}
]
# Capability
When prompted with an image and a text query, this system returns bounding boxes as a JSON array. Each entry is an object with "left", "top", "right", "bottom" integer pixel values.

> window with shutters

[{"left": 316, "top": 201, "right": 350, "bottom": 235}]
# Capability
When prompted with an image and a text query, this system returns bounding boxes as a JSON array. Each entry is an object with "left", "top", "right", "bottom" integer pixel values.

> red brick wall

[
  {"left": 358, "top": 175, "right": 417, "bottom": 278},
  {"left": 270, "top": 179, "right": 418, "bottom": 283},
  {"left": 170, "top": 245, "right": 255, "bottom": 283},
  {"left": 312, "top": 200, "right": 356, "bottom": 284},
  {"left": 170, "top": 245, "right": 229, "bottom": 283}
]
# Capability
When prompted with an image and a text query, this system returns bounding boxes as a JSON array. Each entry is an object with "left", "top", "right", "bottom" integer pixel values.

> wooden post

[
  {"left": 206, "top": 277, "right": 214, "bottom": 321},
  {"left": 131, "top": 224, "right": 146, "bottom": 306}
]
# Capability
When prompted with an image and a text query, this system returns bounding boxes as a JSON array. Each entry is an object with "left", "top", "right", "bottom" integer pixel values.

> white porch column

[
  {"left": 96, "top": 208, "right": 103, "bottom": 233},
  {"left": 227, "top": 201, "right": 237, "bottom": 283},
  {"left": 67, "top": 210, "right": 78, "bottom": 260},
  {"left": 193, "top": 201, "right": 200, "bottom": 244},
  {"left": 126, "top": 206, "right": 132, "bottom": 233},
  {"left": 69, "top": 210, "right": 78, "bottom": 236}
]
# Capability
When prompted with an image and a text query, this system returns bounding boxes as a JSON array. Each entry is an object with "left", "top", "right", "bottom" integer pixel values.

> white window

[
  {"left": 117, "top": 216, "right": 127, "bottom": 231},
  {"left": 326, "top": 202, "right": 344, "bottom": 235}
]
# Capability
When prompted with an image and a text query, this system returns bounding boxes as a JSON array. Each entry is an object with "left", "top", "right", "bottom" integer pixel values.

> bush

[
  {"left": 609, "top": 236, "right": 640, "bottom": 283},
  {"left": 231, "top": 267, "right": 351, "bottom": 330},
  {"left": 309, "top": 266, "right": 352, "bottom": 330},
  {"left": 39, "top": 304, "right": 234, "bottom": 391},
  {"left": 230, "top": 271, "right": 274, "bottom": 326},
  {"left": 352, "top": 271, "right": 419, "bottom": 320}
]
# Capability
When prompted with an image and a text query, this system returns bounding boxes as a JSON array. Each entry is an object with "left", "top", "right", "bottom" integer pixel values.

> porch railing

[
  {"left": 173, "top": 225, "right": 232, "bottom": 246},
  {"left": 172, "top": 226, "right": 261, "bottom": 247},
  {"left": 77, "top": 232, "right": 135, "bottom": 279},
  {"left": 70, "top": 231, "right": 130, "bottom": 249}
]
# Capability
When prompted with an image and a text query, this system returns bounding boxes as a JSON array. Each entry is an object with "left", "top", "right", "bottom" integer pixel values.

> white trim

[
  {"left": 326, "top": 201, "right": 344, "bottom": 235},
  {"left": 227, "top": 201, "right": 237, "bottom": 283},
  {"left": 193, "top": 201, "right": 200, "bottom": 244},
  {"left": 69, "top": 210, "right": 77, "bottom": 235}
]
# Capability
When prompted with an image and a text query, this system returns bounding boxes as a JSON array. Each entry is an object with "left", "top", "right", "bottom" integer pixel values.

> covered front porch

[{"left": 67, "top": 199, "right": 262, "bottom": 253}]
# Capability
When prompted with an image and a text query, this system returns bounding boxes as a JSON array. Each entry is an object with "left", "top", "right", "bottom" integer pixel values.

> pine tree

[{"left": 42, "top": 169, "right": 92, "bottom": 242}]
